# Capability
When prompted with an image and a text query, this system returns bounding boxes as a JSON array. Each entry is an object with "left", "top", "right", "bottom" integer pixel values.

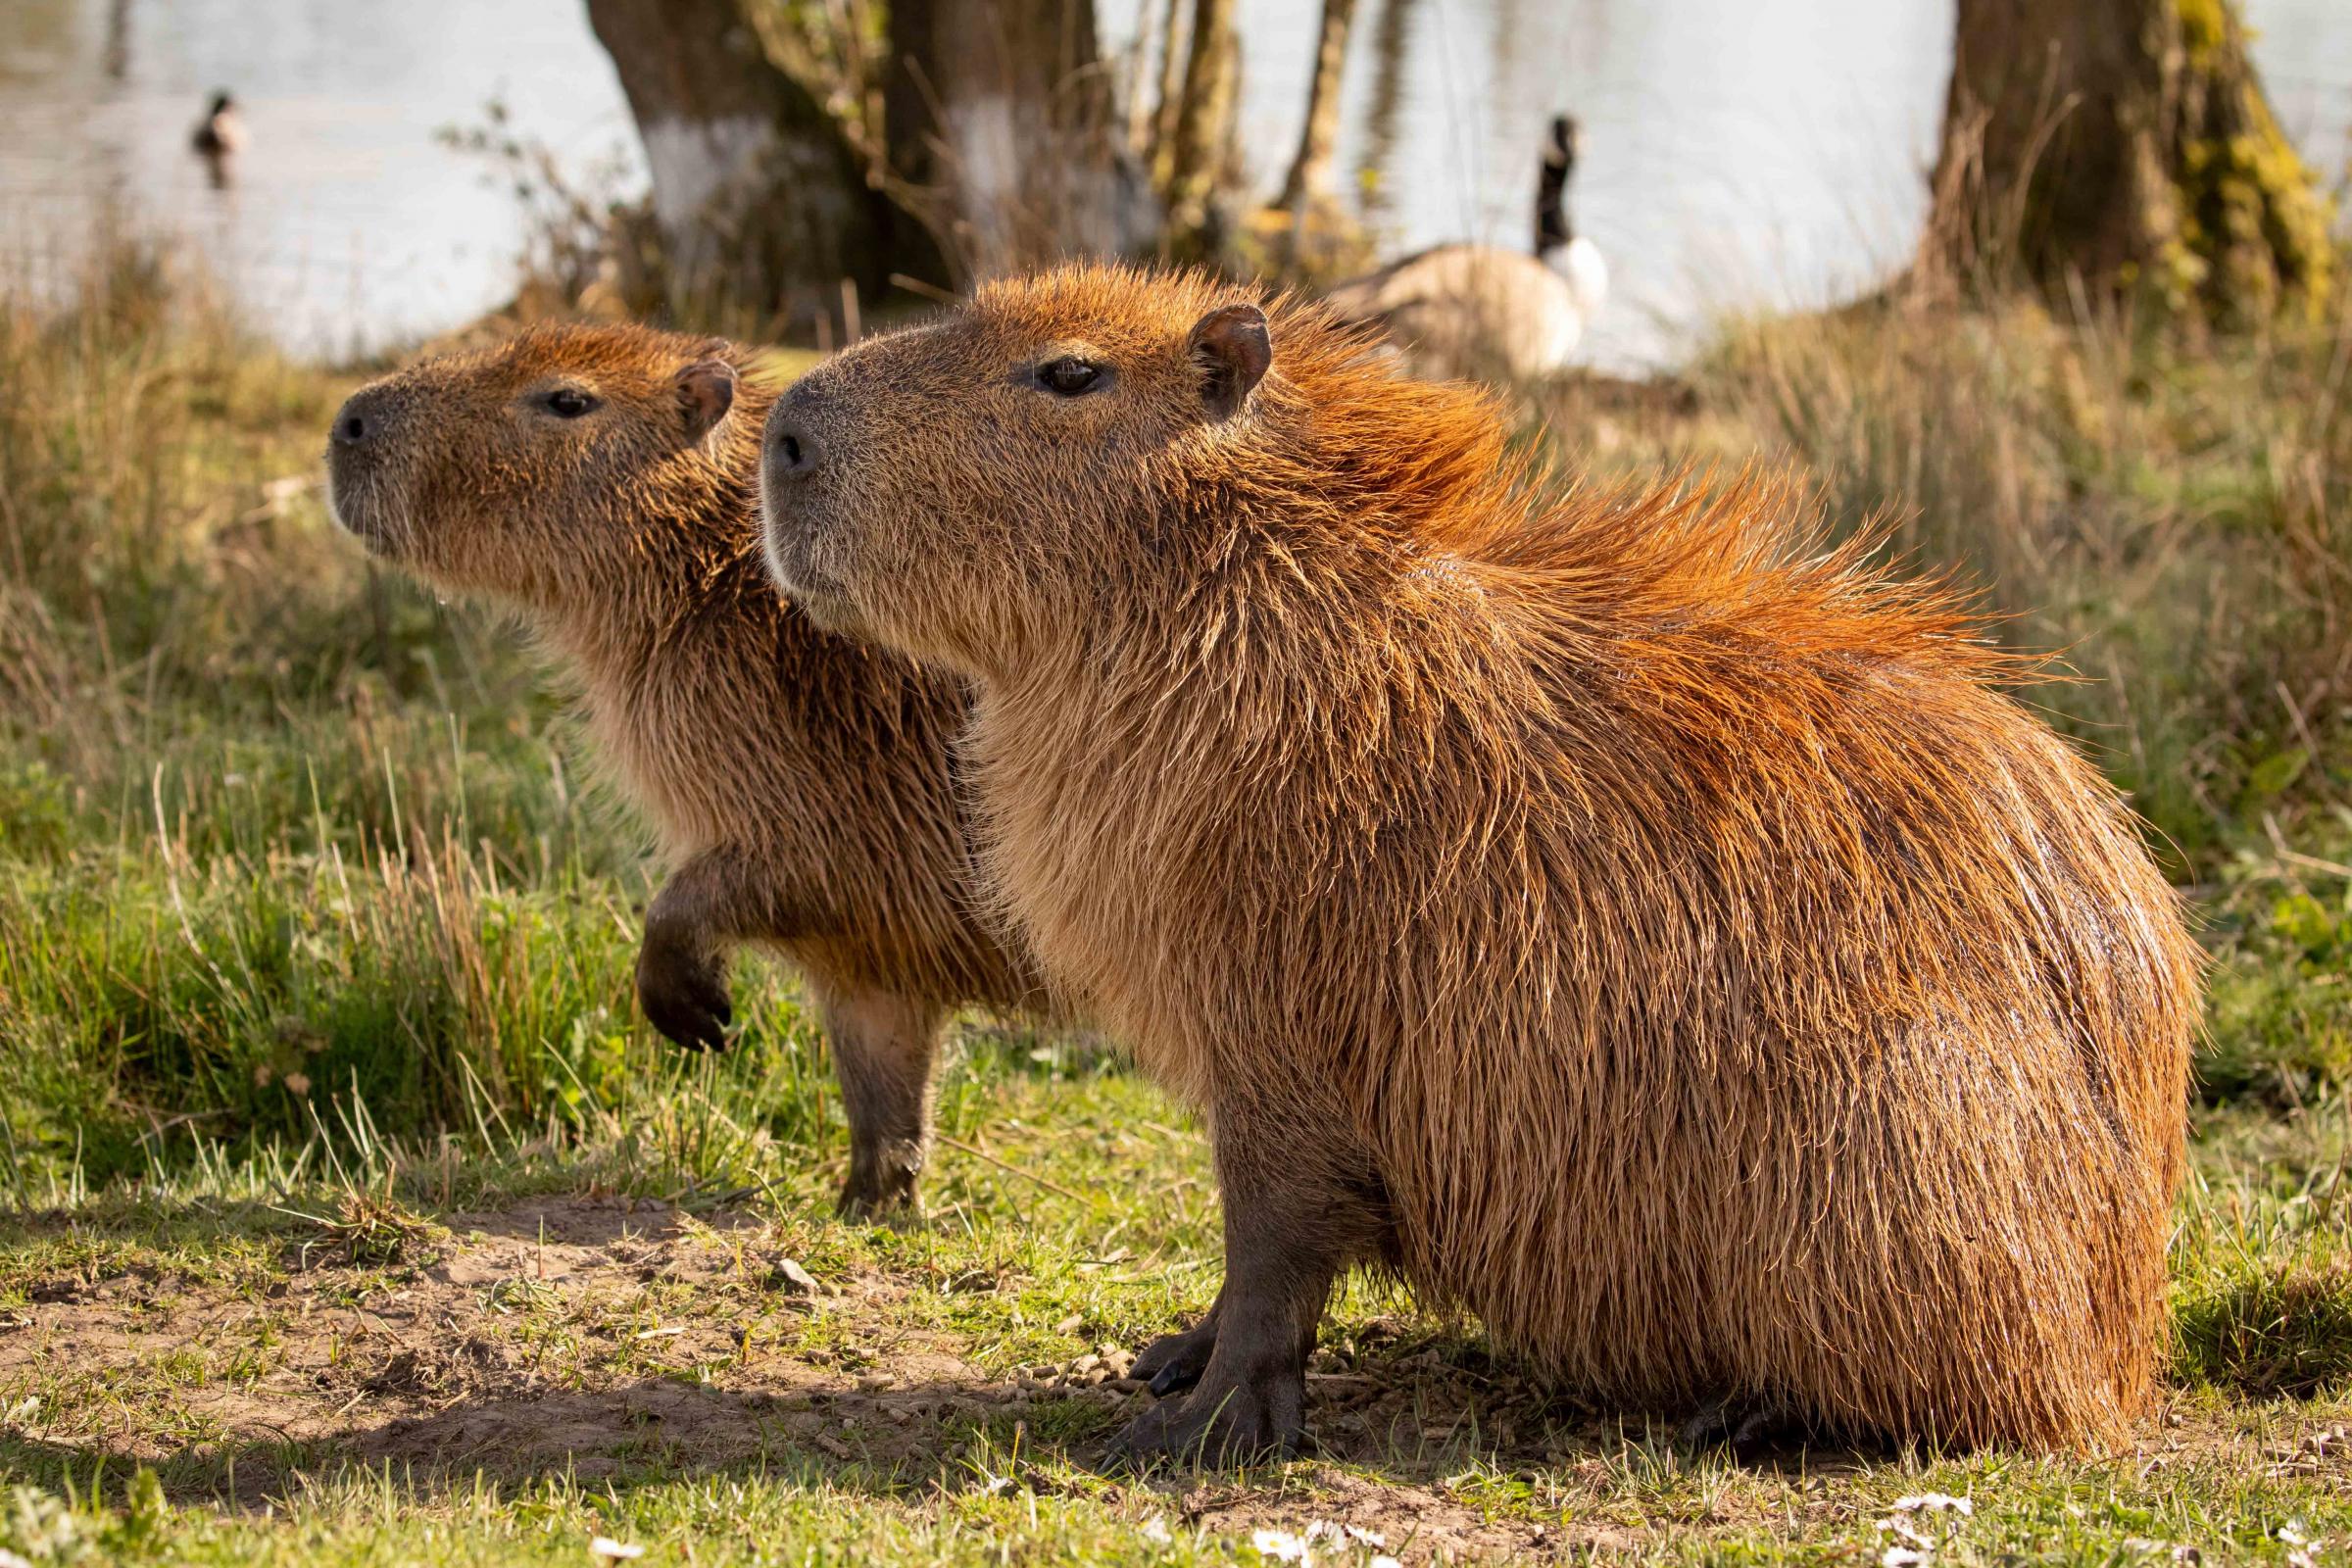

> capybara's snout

[
  {"left": 762, "top": 391, "right": 823, "bottom": 485},
  {"left": 327, "top": 382, "right": 404, "bottom": 465},
  {"left": 325, "top": 381, "right": 407, "bottom": 544},
  {"left": 759, "top": 380, "right": 855, "bottom": 614}
]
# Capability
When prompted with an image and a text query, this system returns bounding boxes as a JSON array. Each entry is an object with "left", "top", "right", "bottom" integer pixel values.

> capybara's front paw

[
  {"left": 836, "top": 1144, "right": 924, "bottom": 1223},
  {"left": 1104, "top": 1370, "right": 1304, "bottom": 1470},
  {"left": 635, "top": 929, "right": 732, "bottom": 1052},
  {"left": 1131, "top": 1315, "right": 1219, "bottom": 1396}
]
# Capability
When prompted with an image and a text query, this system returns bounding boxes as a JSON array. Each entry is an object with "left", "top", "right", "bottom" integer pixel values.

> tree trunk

[
  {"left": 1162, "top": 0, "right": 1241, "bottom": 257},
  {"left": 586, "top": 0, "right": 935, "bottom": 328},
  {"left": 1123, "top": 0, "right": 1165, "bottom": 157},
  {"left": 1148, "top": 0, "right": 1191, "bottom": 176},
  {"left": 883, "top": 0, "right": 1158, "bottom": 280},
  {"left": 1923, "top": 0, "right": 2335, "bottom": 323},
  {"left": 1353, "top": 0, "right": 1419, "bottom": 223},
  {"left": 1278, "top": 0, "right": 1358, "bottom": 212}
]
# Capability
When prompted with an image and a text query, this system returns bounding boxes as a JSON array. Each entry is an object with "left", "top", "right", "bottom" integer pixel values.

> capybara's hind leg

[
  {"left": 1679, "top": 1394, "right": 1812, "bottom": 1461},
  {"left": 816, "top": 984, "right": 948, "bottom": 1219},
  {"left": 1132, "top": 1285, "right": 1222, "bottom": 1396},
  {"left": 1108, "top": 1107, "right": 1385, "bottom": 1468}
]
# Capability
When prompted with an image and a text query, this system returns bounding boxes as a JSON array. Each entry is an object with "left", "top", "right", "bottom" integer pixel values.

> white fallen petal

[
  {"left": 589, "top": 1539, "right": 645, "bottom": 1561},
  {"left": 1893, "top": 1493, "right": 1974, "bottom": 1516},
  {"left": 1140, "top": 1517, "right": 1174, "bottom": 1545},
  {"left": 1880, "top": 1549, "right": 1928, "bottom": 1568}
]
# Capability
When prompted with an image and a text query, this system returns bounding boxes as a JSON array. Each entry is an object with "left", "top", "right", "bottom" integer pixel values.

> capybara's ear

[
  {"left": 675, "top": 359, "right": 739, "bottom": 442},
  {"left": 1187, "top": 304, "right": 1271, "bottom": 420}
]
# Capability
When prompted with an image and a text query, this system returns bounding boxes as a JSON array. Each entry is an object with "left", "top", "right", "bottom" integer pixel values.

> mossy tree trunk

[
  {"left": 1160, "top": 0, "right": 1241, "bottom": 259},
  {"left": 1278, "top": 0, "right": 1359, "bottom": 213},
  {"left": 1146, "top": 0, "right": 1192, "bottom": 171},
  {"left": 1352, "top": 0, "right": 1419, "bottom": 224},
  {"left": 883, "top": 0, "right": 1159, "bottom": 281},
  {"left": 586, "top": 0, "right": 941, "bottom": 328},
  {"left": 1923, "top": 0, "right": 2335, "bottom": 323}
]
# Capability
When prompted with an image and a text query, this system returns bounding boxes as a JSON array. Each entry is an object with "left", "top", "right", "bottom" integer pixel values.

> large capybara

[
  {"left": 757, "top": 265, "right": 2200, "bottom": 1459},
  {"left": 325, "top": 323, "right": 1041, "bottom": 1215}
]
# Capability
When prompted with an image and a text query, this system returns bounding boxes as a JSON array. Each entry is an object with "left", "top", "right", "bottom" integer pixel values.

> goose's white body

[
  {"left": 1327, "top": 116, "right": 1606, "bottom": 383},
  {"left": 1554, "top": 233, "right": 1608, "bottom": 322}
]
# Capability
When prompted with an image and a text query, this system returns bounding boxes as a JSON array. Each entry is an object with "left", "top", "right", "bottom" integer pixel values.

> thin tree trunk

[
  {"left": 1124, "top": 0, "right": 1166, "bottom": 157},
  {"left": 885, "top": 0, "right": 1157, "bottom": 280},
  {"left": 585, "top": 0, "right": 931, "bottom": 327},
  {"left": 1353, "top": 0, "right": 1418, "bottom": 223},
  {"left": 1149, "top": 0, "right": 1192, "bottom": 178},
  {"left": 1162, "top": 0, "right": 1241, "bottom": 255},
  {"left": 1923, "top": 0, "right": 2334, "bottom": 322},
  {"left": 1279, "top": 0, "right": 1359, "bottom": 212}
]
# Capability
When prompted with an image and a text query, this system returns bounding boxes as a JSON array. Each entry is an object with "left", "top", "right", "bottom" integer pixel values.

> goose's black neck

[{"left": 1536, "top": 114, "right": 1577, "bottom": 256}]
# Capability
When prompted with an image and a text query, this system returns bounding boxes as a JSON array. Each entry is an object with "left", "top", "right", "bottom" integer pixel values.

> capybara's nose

[
  {"left": 330, "top": 389, "right": 384, "bottom": 449},
  {"left": 767, "top": 415, "right": 820, "bottom": 481}
]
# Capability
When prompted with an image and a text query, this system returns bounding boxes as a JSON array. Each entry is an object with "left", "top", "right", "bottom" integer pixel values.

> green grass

[
  {"left": 1, "top": 233, "right": 2351, "bottom": 1562},
  {"left": 0, "top": 1097, "right": 2346, "bottom": 1565}
]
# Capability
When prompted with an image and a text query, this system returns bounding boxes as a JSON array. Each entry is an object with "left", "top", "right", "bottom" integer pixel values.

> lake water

[
  {"left": 4, "top": 0, "right": 2347, "bottom": 367},
  {"left": 0, "top": 0, "right": 637, "bottom": 359}
]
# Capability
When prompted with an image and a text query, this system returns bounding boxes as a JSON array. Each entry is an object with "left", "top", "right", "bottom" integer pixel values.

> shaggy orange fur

[
  {"left": 326, "top": 322, "right": 1038, "bottom": 1213},
  {"left": 760, "top": 265, "right": 2200, "bottom": 1456}
]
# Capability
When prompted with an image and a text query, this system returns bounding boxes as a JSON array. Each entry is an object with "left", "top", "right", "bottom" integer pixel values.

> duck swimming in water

[{"left": 1326, "top": 114, "right": 1607, "bottom": 382}]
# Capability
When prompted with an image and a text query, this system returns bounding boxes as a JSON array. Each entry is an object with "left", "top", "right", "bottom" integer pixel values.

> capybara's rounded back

[{"left": 759, "top": 264, "right": 2199, "bottom": 1449}]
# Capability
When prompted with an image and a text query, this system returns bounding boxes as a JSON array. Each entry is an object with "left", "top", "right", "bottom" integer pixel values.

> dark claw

[
  {"left": 1150, "top": 1359, "right": 1202, "bottom": 1398},
  {"left": 1132, "top": 1315, "right": 1218, "bottom": 1399}
]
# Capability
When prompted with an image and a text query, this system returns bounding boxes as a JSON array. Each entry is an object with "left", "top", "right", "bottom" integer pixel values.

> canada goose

[
  {"left": 190, "top": 91, "right": 247, "bottom": 158},
  {"left": 1326, "top": 114, "right": 1607, "bottom": 382}
]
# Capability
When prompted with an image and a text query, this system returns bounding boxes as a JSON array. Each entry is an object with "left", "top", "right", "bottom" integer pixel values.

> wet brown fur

[
  {"left": 325, "top": 322, "right": 1038, "bottom": 1213},
  {"left": 760, "top": 265, "right": 2201, "bottom": 1450}
]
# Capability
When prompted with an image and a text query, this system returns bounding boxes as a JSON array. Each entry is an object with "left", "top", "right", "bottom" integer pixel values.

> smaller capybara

[
  {"left": 757, "top": 265, "right": 2200, "bottom": 1459},
  {"left": 324, "top": 323, "right": 1041, "bottom": 1214}
]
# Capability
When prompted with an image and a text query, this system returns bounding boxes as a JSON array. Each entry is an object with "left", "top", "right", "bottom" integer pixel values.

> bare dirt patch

[
  {"left": 0, "top": 1196, "right": 2345, "bottom": 1562},
  {"left": 0, "top": 1196, "right": 1025, "bottom": 1480},
  {"left": 0, "top": 1196, "right": 1142, "bottom": 1480}
]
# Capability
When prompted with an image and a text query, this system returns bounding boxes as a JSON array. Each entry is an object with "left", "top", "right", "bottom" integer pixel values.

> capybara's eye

[
  {"left": 542, "top": 388, "right": 600, "bottom": 418},
  {"left": 1035, "top": 358, "right": 1105, "bottom": 397}
]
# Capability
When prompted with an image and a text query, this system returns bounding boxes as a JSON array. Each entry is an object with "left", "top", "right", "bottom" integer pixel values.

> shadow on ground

[{"left": 0, "top": 1190, "right": 2232, "bottom": 1562}]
